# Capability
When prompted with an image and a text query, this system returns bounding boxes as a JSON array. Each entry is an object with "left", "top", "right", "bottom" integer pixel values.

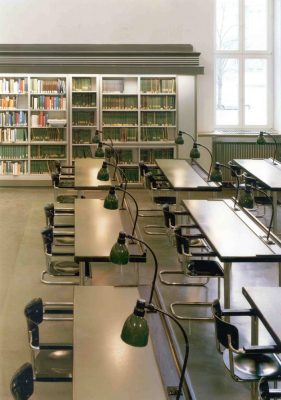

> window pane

[
  {"left": 216, "top": 58, "right": 239, "bottom": 125},
  {"left": 244, "top": 59, "right": 267, "bottom": 125},
  {"left": 245, "top": 0, "right": 267, "bottom": 50},
  {"left": 216, "top": 0, "right": 239, "bottom": 50}
]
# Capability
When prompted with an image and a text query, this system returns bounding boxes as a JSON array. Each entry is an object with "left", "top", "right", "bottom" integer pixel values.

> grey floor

[{"left": 0, "top": 186, "right": 279, "bottom": 399}]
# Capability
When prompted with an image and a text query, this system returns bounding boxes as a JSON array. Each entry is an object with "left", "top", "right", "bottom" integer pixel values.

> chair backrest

[
  {"left": 41, "top": 227, "right": 53, "bottom": 254},
  {"left": 43, "top": 203, "right": 54, "bottom": 226},
  {"left": 174, "top": 226, "right": 189, "bottom": 255},
  {"left": 212, "top": 299, "right": 239, "bottom": 350},
  {"left": 162, "top": 204, "right": 176, "bottom": 229},
  {"left": 10, "top": 363, "right": 33, "bottom": 400},
  {"left": 24, "top": 298, "right": 44, "bottom": 348}
]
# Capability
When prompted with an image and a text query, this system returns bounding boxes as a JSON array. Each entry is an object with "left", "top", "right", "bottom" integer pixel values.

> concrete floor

[{"left": 0, "top": 186, "right": 279, "bottom": 399}]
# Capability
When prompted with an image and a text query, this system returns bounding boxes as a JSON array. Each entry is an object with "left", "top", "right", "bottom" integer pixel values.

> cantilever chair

[
  {"left": 11, "top": 363, "right": 34, "bottom": 399},
  {"left": 24, "top": 298, "right": 73, "bottom": 382},
  {"left": 51, "top": 172, "right": 77, "bottom": 204},
  {"left": 41, "top": 227, "right": 81, "bottom": 285},
  {"left": 165, "top": 226, "right": 224, "bottom": 320},
  {"left": 44, "top": 203, "right": 75, "bottom": 245},
  {"left": 258, "top": 377, "right": 281, "bottom": 399},
  {"left": 212, "top": 299, "right": 281, "bottom": 398}
]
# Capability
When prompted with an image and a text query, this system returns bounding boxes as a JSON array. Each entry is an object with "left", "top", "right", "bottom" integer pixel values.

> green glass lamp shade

[
  {"left": 238, "top": 187, "right": 254, "bottom": 209},
  {"left": 210, "top": 166, "right": 223, "bottom": 182},
  {"left": 175, "top": 133, "right": 184, "bottom": 145},
  {"left": 121, "top": 300, "right": 149, "bottom": 347},
  {"left": 257, "top": 131, "right": 266, "bottom": 145},
  {"left": 190, "top": 143, "right": 200, "bottom": 159},
  {"left": 104, "top": 186, "right": 118, "bottom": 209},
  {"left": 110, "top": 231, "right": 129, "bottom": 265},
  {"left": 97, "top": 162, "right": 109, "bottom": 181},
  {"left": 95, "top": 143, "right": 105, "bottom": 157}
]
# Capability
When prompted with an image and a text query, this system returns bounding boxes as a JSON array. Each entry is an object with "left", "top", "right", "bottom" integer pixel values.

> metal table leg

[
  {"left": 223, "top": 262, "right": 232, "bottom": 309},
  {"left": 80, "top": 261, "right": 85, "bottom": 285}
]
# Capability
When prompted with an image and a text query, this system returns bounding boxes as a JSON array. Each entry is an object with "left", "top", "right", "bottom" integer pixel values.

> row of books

[
  {"left": 72, "top": 146, "right": 92, "bottom": 158},
  {"left": 72, "top": 78, "right": 94, "bottom": 92},
  {"left": 103, "top": 112, "right": 138, "bottom": 126},
  {"left": 0, "top": 128, "right": 27, "bottom": 143},
  {"left": 141, "top": 127, "right": 171, "bottom": 141},
  {"left": 141, "top": 95, "right": 175, "bottom": 110},
  {"left": 31, "top": 128, "right": 65, "bottom": 142},
  {"left": 0, "top": 145, "right": 28, "bottom": 159},
  {"left": 102, "top": 95, "right": 137, "bottom": 110},
  {"left": 0, "top": 96, "right": 19, "bottom": 109},
  {"left": 72, "top": 129, "right": 92, "bottom": 144},
  {"left": 31, "top": 79, "right": 66, "bottom": 94},
  {"left": 140, "top": 148, "right": 174, "bottom": 163},
  {"left": 141, "top": 112, "right": 176, "bottom": 126},
  {"left": 103, "top": 127, "right": 138, "bottom": 142},
  {"left": 102, "top": 79, "right": 124, "bottom": 93},
  {"left": 72, "top": 93, "right": 96, "bottom": 107},
  {"left": 31, "top": 96, "right": 67, "bottom": 110},
  {"left": 120, "top": 167, "right": 139, "bottom": 182},
  {"left": 0, "top": 78, "right": 28, "bottom": 94},
  {"left": 140, "top": 78, "right": 176, "bottom": 94},
  {"left": 31, "top": 145, "right": 66, "bottom": 159},
  {"left": 31, "top": 113, "right": 47, "bottom": 128},
  {"left": 106, "top": 149, "right": 134, "bottom": 164},
  {"left": 30, "top": 160, "right": 56, "bottom": 174},
  {"left": 0, "top": 111, "right": 27, "bottom": 127},
  {"left": 72, "top": 111, "right": 96, "bottom": 126},
  {"left": 0, "top": 160, "right": 27, "bottom": 175}
]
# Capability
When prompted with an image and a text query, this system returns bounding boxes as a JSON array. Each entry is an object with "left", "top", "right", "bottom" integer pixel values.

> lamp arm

[
  {"left": 196, "top": 143, "right": 213, "bottom": 180},
  {"left": 146, "top": 303, "right": 189, "bottom": 400},
  {"left": 255, "top": 187, "right": 274, "bottom": 241},
  {"left": 116, "top": 187, "right": 139, "bottom": 237},
  {"left": 106, "top": 161, "right": 128, "bottom": 206},
  {"left": 265, "top": 132, "right": 278, "bottom": 164},
  {"left": 179, "top": 130, "right": 195, "bottom": 143},
  {"left": 125, "top": 234, "right": 158, "bottom": 304}
]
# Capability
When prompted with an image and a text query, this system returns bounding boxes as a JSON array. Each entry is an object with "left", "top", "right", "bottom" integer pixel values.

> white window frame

[{"left": 215, "top": 0, "right": 273, "bottom": 130}]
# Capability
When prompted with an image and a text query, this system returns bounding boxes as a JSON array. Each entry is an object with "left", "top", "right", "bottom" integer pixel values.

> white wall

[{"left": 0, "top": 0, "right": 215, "bottom": 133}]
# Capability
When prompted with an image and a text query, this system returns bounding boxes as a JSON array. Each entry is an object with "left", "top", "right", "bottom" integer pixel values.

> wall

[{"left": 0, "top": 0, "right": 215, "bottom": 133}]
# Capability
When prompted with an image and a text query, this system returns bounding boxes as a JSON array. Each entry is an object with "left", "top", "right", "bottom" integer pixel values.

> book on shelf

[
  {"left": 141, "top": 95, "right": 175, "bottom": 110},
  {"left": 140, "top": 78, "right": 176, "bottom": 94},
  {"left": 103, "top": 127, "right": 138, "bottom": 142},
  {"left": 72, "top": 146, "right": 92, "bottom": 158},
  {"left": 31, "top": 78, "right": 66, "bottom": 94},
  {"left": 30, "top": 160, "right": 57, "bottom": 174},
  {"left": 0, "top": 78, "right": 28, "bottom": 94},
  {"left": 0, "top": 128, "right": 27, "bottom": 143},
  {"left": 102, "top": 95, "right": 137, "bottom": 110},
  {"left": 141, "top": 111, "right": 175, "bottom": 126},
  {"left": 31, "top": 145, "right": 66, "bottom": 159},
  {"left": 31, "top": 128, "right": 65, "bottom": 142},
  {"left": 0, "top": 145, "right": 28, "bottom": 159},
  {"left": 103, "top": 111, "right": 138, "bottom": 126},
  {"left": 72, "top": 92, "right": 96, "bottom": 107},
  {"left": 0, "top": 111, "right": 27, "bottom": 127},
  {"left": 72, "top": 111, "right": 95, "bottom": 126},
  {"left": 0, "top": 160, "right": 27, "bottom": 175},
  {"left": 140, "top": 148, "right": 174, "bottom": 164},
  {"left": 72, "top": 129, "right": 91, "bottom": 144},
  {"left": 102, "top": 79, "right": 124, "bottom": 93},
  {"left": 31, "top": 95, "right": 66, "bottom": 110},
  {"left": 72, "top": 78, "right": 93, "bottom": 92},
  {"left": 119, "top": 167, "right": 139, "bottom": 182}
]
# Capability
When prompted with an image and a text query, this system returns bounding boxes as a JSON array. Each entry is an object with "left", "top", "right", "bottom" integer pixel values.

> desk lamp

[
  {"left": 97, "top": 161, "right": 128, "bottom": 207},
  {"left": 104, "top": 186, "right": 139, "bottom": 236},
  {"left": 175, "top": 131, "right": 213, "bottom": 178},
  {"left": 94, "top": 142, "right": 105, "bottom": 158},
  {"left": 257, "top": 131, "right": 278, "bottom": 165},
  {"left": 210, "top": 162, "right": 240, "bottom": 209},
  {"left": 238, "top": 179, "right": 274, "bottom": 243},
  {"left": 110, "top": 231, "right": 190, "bottom": 400}
]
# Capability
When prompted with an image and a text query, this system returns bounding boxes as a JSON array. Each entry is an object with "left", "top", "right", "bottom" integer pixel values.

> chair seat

[
  {"left": 184, "top": 260, "right": 224, "bottom": 277},
  {"left": 35, "top": 348, "right": 72, "bottom": 381},
  {"left": 154, "top": 196, "right": 176, "bottom": 205},
  {"left": 52, "top": 245, "right": 74, "bottom": 255},
  {"left": 59, "top": 180, "right": 74, "bottom": 188},
  {"left": 54, "top": 237, "right": 75, "bottom": 246},
  {"left": 223, "top": 350, "right": 281, "bottom": 381},
  {"left": 57, "top": 195, "right": 76, "bottom": 204},
  {"left": 53, "top": 215, "right": 75, "bottom": 228},
  {"left": 49, "top": 258, "right": 79, "bottom": 276}
]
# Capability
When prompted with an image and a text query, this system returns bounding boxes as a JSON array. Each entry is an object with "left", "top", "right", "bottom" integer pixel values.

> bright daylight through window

[{"left": 215, "top": 0, "right": 271, "bottom": 129}]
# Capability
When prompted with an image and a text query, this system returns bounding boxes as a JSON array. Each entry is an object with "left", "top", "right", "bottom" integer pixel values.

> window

[{"left": 215, "top": 0, "right": 272, "bottom": 129}]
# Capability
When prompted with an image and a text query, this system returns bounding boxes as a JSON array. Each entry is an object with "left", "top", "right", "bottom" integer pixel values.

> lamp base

[
  {"left": 167, "top": 386, "right": 182, "bottom": 398},
  {"left": 260, "top": 235, "right": 275, "bottom": 245}
]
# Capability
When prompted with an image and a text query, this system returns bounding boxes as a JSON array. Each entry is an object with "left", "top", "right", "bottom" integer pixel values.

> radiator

[{"left": 213, "top": 141, "right": 280, "bottom": 181}]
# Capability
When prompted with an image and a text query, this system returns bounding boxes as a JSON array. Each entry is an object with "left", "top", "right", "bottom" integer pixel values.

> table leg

[
  {"left": 223, "top": 262, "right": 231, "bottom": 309},
  {"left": 251, "top": 315, "right": 259, "bottom": 345},
  {"left": 176, "top": 191, "right": 181, "bottom": 210},
  {"left": 272, "top": 192, "right": 278, "bottom": 234},
  {"left": 79, "top": 261, "right": 85, "bottom": 286}
]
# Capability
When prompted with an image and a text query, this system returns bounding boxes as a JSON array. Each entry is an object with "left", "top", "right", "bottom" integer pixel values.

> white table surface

[{"left": 73, "top": 286, "right": 167, "bottom": 400}]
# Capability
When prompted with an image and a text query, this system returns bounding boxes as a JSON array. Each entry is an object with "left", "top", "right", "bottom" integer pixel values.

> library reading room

[{"left": 2, "top": 1, "right": 281, "bottom": 399}]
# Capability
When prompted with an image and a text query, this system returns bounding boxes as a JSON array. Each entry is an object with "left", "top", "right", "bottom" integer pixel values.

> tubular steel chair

[
  {"left": 212, "top": 299, "right": 281, "bottom": 398},
  {"left": 167, "top": 226, "right": 223, "bottom": 320},
  {"left": 41, "top": 227, "right": 82, "bottom": 285},
  {"left": 11, "top": 363, "right": 34, "bottom": 400},
  {"left": 51, "top": 172, "right": 77, "bottom": 204},
  {"left": 258, "top": 377, "right": 281, "bottom": 399},
  {"left": 44, "top": 203, "right": 74, "bottom": 246},
  {"left": 24, "top": 298, "right": 73, "bottom": 382}
]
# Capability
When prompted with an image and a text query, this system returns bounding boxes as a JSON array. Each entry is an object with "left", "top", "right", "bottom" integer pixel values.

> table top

[
  {"left": 155, "top": 159, "right": 220, "bottom": 191},
  {"left": 182, "top": 199, "right": 281, "bottom": 262},
  {"left": 73, "top": 286, "right": 167, "bottom": 400},
  {"left": 242, "top": 286, "right": 281, "bottom": 348},
  {"left": 233, "top": 159, "right": 281, "bottom": 190},
  {"left": 74, "top": 158, "right": 112, "bottom": 190},
  {"left": 74, "top": 199, "right": 145, "bottom": 262}
]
